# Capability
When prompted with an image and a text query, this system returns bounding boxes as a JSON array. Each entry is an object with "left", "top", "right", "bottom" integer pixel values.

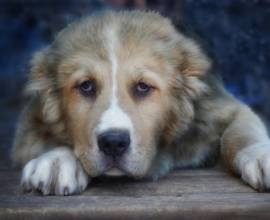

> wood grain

[{"left": 1, "top": 167, "right": 270, "bottom": 220}]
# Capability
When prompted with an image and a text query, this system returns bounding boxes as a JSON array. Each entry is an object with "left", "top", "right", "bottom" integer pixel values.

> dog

[{"left": 12, "top": 11, "right": 270, "bottom": 195}]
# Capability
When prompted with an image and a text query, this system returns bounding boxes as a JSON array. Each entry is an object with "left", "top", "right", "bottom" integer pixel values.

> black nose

[{"left": 97, "top": 130, "right": 130, "bottom": 157}]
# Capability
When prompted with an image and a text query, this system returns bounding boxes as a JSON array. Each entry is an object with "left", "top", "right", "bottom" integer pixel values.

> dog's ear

[
  {"left": 25, "top": 48, "right": 61, "bottom": 124},
  {"left": 164, "top": 36, "right": 211, "bottom": 142},
  {"left": 178, "top": 36, "right": 210, "bottom": 77},
  {"left": 173, "top": 35, "right": 211, "bottom": 99}
]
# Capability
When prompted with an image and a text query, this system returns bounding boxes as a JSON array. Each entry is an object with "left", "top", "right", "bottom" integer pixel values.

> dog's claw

[
  {"left": 63, "top": 186, "right": 69, "bottom": 196},
  {"left": 22, "top": 181, "right": 32, "bottom": 193},
  {"left": 38, "top": 181, "right": 44, "bottom": 190}
]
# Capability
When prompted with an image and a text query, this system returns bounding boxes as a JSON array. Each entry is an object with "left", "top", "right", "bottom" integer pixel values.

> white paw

[
  {"left": 21, "top": 147, "right": 88, "bottom": 195},
  {"left": 234, "top": 142, "right": 270, "bottom": 191}
]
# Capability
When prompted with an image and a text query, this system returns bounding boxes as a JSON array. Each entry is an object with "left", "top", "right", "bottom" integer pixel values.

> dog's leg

[
  {"left": 21, "top": 147, "right": 88, "bottom": 195},
  {"left": 11, "top": 100, "right": 49, "bottom": 167},
  {"left": 221, "top": 105, "right": 270, "bottom": 191},
  {"left": 12, "top": 102, "right": 89, "bottom": 195}
]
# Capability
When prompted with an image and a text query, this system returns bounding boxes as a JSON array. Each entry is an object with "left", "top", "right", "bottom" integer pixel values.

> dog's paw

[
  {"left": 234, "top": 142, "right": 270, "bottom": 191},
  {"left": 21, "top": 147, "right": 88, "bottom": 195}
]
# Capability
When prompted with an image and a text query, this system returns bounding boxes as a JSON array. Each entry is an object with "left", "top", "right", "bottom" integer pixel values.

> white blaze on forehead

[{"left": 96, "top": 26, "right": 133, "bottom": 134}]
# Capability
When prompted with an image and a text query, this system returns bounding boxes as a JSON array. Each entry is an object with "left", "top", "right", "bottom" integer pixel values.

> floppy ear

[
  {"left": 25, "top": 48, "right": 61, "bottom": 124},
  {"left": 173, "top": 35, "right": 211, "bottom": 99},
  {"left": 163, "top": 36, "right": 211, "bottom": 143},
  {"left": 179, "top": 37, "right": 210, "bottom": 77}
]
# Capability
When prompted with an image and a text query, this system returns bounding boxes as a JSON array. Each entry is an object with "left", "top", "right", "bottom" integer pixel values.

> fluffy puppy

[{"left": 12, "top": 11, "right": 270, "bottom": 195}]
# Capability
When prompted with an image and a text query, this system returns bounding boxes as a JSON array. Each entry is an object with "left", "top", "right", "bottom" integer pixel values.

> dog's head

[{"left": 27, "top": 11, "right": 210, "bottom": 178}]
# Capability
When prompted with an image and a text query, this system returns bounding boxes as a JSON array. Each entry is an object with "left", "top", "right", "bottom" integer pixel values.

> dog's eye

[
  {"left": 133, "top": 82, "right": 153, "bottom": 98},
  {"left": 78, "top": 80, "right": 96, "bottom": 97}
]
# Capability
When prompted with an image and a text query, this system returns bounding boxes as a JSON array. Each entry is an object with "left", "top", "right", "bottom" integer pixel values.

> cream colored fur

[{"left": 12, "top": 11, "right": 270, "bottom": 195}]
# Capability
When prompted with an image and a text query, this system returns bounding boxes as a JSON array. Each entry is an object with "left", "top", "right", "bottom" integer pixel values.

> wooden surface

[{"left": 1, "top": 166, "right": 270, "bottom": 220}]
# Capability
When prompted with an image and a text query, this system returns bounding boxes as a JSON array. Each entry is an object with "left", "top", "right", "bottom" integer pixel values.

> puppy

[{"left": 12, "top": 11, "right": 270, "bottom": 195}]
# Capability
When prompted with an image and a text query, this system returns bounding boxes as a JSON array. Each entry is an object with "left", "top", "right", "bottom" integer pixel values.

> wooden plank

[
  {"left": 0, "top": 169, "right": 254, "bottom": 196},
  {"left": 1, "top": 167, "right": 270, "bottom": 220},
  {"left": 1, "top": 194, "right": 270, "bottom": 220}
]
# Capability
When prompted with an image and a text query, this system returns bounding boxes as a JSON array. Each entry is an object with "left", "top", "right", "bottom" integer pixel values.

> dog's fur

[{"left": 12, "top": 11, "right": 270, "bottom": 195}]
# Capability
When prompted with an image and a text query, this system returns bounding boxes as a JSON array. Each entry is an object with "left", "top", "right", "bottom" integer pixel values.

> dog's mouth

[{"left": 102, "top": 156, "right": 128, "bottom": 176}]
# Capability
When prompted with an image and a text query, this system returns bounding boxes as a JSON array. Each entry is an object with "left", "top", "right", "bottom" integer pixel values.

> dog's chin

[
  {"left": 101, "top": 158, "right": 150, "bottom": 178},
  {"left": 102, "top": 166, "right": 148, "bottom": 178},
  {"left": 103, "top": 168, "right": 125, "bottom": 176},
  {"left": 101, "top": 163, "right": 136, "bottom": 178}
]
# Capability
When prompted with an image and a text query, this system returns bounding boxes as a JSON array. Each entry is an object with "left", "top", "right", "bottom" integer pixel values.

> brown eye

[
  {"left": 133, "top": 82, "right": 153, "bottom": 98},
  {"left": 78, "top": 80, "right": 96, "bottom": 97}
]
